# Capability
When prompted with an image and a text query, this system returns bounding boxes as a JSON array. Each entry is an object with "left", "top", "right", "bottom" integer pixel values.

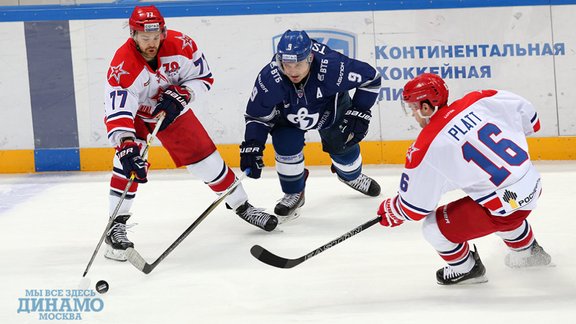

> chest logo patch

[{"left": 287, "top": 107, "right": 319, "bottom": 130}]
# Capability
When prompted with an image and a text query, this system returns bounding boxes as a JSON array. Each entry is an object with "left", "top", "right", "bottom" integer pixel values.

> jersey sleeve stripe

[
  {"left": 246, "top": 119, "right": 273, "bottom": 129},
  {"left": 359, "top": 73, "right": 382, "bottom": 87},
  {"left": 246, "top": 108, "right": 277, "bottom": 122},
  {"left": 199, "top": 76, "right": 214, "bottom": 90},
  {"left": 358, "top": 73, "right": 382, "bottom": 92},
  {"left": 356, "top": 87, "right": 380, "bottom": 94},
  {"left": 107, "top": 110, "right": 134, "bottom": 120},
  {"left": 397, "top": 196, "right": 432, "bottom": 221},
  {"left": 105, "top": 113, "right": 134, "bottom": 135},
  {"left": 106, "top": 126, "right": 136, "bottom": 138},
  {"left": 531, "top": 112, "right": 541, "bottom": 132}
]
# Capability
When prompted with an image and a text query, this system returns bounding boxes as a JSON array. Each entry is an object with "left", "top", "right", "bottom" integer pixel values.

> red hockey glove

[
  {"left": 153, "top": 85, "right": 192, "bottom": 131},
  {"left": 116, "top": 141, "right": 149, "bottom": 183},
  {"left": 377, "top": 196, "right": 405, "bottom": 227}
]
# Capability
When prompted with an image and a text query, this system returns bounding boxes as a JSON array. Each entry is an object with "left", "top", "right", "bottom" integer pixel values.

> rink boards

[{"left": 1, "top": 1, "right": 576, "bottom": 172}]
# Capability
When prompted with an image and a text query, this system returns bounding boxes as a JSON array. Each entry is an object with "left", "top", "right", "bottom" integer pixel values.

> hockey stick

[
  {"left": 81, "top": 114, "right": 165, "bottom": 278},
  {"left": 125, "top": 170, "right": 248, "bottom": 274},
  {"left": 250, "top": 216, "right": 381, "bottom": 269}
]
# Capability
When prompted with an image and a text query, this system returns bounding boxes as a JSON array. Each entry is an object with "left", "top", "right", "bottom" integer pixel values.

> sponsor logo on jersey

[
  {"left": 517, "top": 178, "right": 540, "bottom": 207},
  {"left": 502, "top": 190, "right": 519, "bottom": 209},
  {"left": 257, "top": 74, "right": 269, "bottom": 93},
  {"left": 272, "top": 30, "right": 357, "bottom": 58}
]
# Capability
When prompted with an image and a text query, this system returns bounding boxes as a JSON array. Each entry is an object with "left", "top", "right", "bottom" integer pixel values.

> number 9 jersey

[{"left": 396, "top": 90, "right": 542, "bottom": 221}]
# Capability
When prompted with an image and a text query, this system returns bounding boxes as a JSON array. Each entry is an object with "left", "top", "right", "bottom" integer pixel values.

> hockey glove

[
  {"left": 153, "top": 85, "right": 192, "bottom": 131},
  {"left": 116, "top": 141, "right": 148, "bottom": 183},
  {"left": 377, "top": 196, "right": 405, "bottom": 227},
  {"left": 240, "top": 140, "right": 265, "bottom": 179},
  {"left": 339, "top": 109, "right": 371, "bottom": 147}
]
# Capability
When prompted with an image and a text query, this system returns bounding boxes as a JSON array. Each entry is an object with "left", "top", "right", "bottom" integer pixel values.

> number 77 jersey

[{"left": 397, "top": 89, "right": 542, "bottom": 220}]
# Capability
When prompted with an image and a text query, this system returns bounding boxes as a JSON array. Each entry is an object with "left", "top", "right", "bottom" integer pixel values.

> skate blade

[
  {"left": 277, "top": 208, "right": 302, "bottom": 225},
  {"left": 507, "top": 262, "right": 557, "bottom": 269},
  {"left": 438, "top": 275, "right": 489, "bottom": 286},
  {"left": 104, "top": 245, "right": 128, "bottom": 262}
]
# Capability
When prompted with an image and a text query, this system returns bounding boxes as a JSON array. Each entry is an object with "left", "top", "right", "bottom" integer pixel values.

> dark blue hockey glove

[
  {"left": 339, "top": 109, "right": 371, "bottom": 147},
  {"left": 240, "top": 141, "right": 265, "bottom": 179},
  {"left": 152, "top": 85, "right": 192, "bottom": 131},
  {"left": 116, "top": 141, "right": 148, "bottom": 183}
]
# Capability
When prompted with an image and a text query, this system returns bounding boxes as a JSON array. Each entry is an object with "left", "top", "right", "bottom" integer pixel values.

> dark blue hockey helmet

[{"left": 276, "top": 30, "right": 312, "bottom": 63}]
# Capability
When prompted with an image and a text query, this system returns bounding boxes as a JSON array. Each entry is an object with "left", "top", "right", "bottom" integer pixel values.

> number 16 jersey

[{"left": 396, "top": 90, "right": 541, "bottom": 221}]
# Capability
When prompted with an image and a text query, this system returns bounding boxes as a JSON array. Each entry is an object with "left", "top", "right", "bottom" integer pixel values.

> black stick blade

[
  {"left": 250, "top": 245, "right": 304, "bottom": 269},
  {"left": 142, "top": 264, "right": 154, "bottom": 274}
]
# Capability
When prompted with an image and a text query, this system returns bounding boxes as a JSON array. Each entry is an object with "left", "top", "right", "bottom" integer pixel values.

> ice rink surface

[{"left": 1, "top": 162, "right": 575, "bottom": 324}]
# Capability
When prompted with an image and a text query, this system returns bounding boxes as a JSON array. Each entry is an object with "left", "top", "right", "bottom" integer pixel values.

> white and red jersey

[
  {"left": 393, "top": 90, "right": 542, "bottom": 221},
  {"left": 104, "top": 30, "right": 213, "bottom": 146}
]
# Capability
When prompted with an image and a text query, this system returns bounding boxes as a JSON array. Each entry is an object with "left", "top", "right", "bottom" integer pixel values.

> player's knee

[{"left": 421, "top": 213, "right": 441, "bottom": 244}]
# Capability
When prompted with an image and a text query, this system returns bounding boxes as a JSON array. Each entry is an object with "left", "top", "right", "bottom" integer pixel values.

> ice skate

[
  {"left": 505, "top": 241, "right": 552, "bottom": 268},
  {"left": 436, "top": 247, "right": 488, "bottom": 285},
  {"left": 104, "top": 214, "right": 134, "bottom": 261},
  {"left": 236, "top": 201, "right": 278, "bottom": 232},
  {"left": 274, "top": 191, "right": 305, "bottom": 223},
  {"left": 339, "top": 173, "right": 381, "bottom": 197}
]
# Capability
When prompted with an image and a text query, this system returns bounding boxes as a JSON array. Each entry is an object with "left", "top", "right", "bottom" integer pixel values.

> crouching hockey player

[
  {"left": 240, "top": 30, "right": 383, "bottom": 220},
  {"left": 377, "top": 73, "right": 551, "bottom": 285}
]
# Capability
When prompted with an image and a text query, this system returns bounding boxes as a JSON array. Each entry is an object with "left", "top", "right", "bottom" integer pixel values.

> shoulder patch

[
  {"left": 160, "top": 30, "right": 197, "bottom": 59},
  {"left": 107, "top": 40, "right": 145, "bottom": 88}
]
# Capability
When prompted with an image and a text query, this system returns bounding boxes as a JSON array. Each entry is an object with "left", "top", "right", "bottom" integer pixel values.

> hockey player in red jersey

[
  {"left": 377, "top": 73, "right": 551, "bottom": 285},
  {"left": 103, "top": 5, "right": 277, "bottom": 261}
]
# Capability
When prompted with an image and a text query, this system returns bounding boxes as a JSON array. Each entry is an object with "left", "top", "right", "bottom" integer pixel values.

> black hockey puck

[{"left": 95, "top": 280, "right": 109, "bottom": 294}]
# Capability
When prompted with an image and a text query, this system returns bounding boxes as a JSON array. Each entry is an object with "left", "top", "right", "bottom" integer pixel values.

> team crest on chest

[
  {"left": 296, "top": 88, "right": 304, "bottom": 98},
  {"left": 287, "top": 107, "right": 319, "bottom": 130}
]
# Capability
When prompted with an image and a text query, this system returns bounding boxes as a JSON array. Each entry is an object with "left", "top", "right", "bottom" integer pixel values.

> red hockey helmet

[
  {"left": 402, "top": 73, "right": 449, "bottom": 109},
  {"left": 129, "top": 5, "right": 166, "bottom": 36}
]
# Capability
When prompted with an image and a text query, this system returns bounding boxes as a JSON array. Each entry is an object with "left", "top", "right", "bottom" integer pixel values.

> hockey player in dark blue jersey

[{"left": 240, "top": 30, "right": 382, "bottom": 218}]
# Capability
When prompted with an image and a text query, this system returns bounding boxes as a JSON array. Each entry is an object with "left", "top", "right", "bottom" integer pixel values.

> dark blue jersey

[{"left": 244, "top": 41, "right": 381, "bottom": 144}]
